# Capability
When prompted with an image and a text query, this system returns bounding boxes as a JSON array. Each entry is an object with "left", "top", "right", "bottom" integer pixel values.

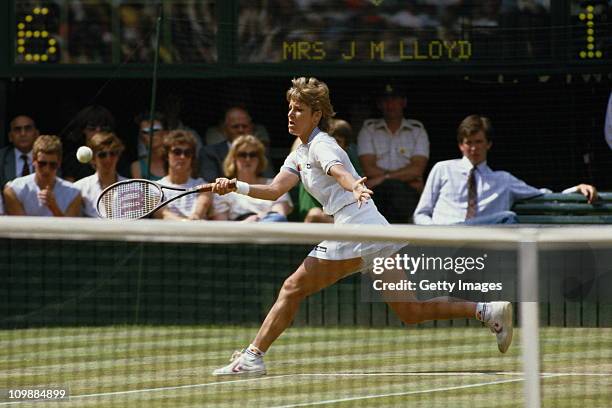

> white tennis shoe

[
  {"left": 212, "top": 350, "right": 267, "bottom": 376},
  {"left": 482, "top": 301, "right": 513, "bottom": 353}
]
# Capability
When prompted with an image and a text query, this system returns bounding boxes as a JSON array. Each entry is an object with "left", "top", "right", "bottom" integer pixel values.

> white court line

[
  {"left": 0, "top": 371, "right": 606, "bottom": 406},
  {"left": 271, "top": 375, "right": 564, "bottom": 408},
  {"left": 0, "top": 375, "right": 292, "bottom": 406}
]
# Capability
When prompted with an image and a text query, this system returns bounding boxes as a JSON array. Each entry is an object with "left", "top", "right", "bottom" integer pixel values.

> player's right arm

[{"left": 214, "top": 170, "right": 299, "bottom": 201}]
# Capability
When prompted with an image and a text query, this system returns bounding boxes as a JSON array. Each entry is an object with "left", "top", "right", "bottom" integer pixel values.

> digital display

[
  {"left": 13, "top": 1, "right": 217, "bottom": 65},
  {"left": 11, "top": 1, "right": 610, "bottom": 66}
]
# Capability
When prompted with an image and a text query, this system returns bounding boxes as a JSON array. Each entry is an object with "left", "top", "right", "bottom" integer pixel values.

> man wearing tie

[
  {"left": 413, "top": 114, "right": 597, "bottom": 225},
  {"left": 0, "top": 115, "right": 39, "bottom": 189}
]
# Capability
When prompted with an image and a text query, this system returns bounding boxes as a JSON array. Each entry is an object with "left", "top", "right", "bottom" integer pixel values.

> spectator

[
  {"left": 155, "top": 130, "right": 212, "bottom": 220},
  {"left": 212, "top": 135, "right": 292, "bottom": 222},
  {"left": 605, "top": 91, "right": 612, "bottom": 150},
  {"left": 131, "top": 112, "right": 167, "bottom": 181},
  {"left": 134, "top": 111, "right": 167, "bottom": 162},
  {"left": 204, "top": 105, "right": 270, "bottom": 146},
  {"left": 3, "top": 135, "right": 81, "bottom": 217},
  {"left": 62, "top": 105, "right": 115, "bottom": 182},
  {"left": 0, "top": 115, "right": 39, "bottom": 189},
  {"left": 200, "top": 106, "right": 273, "bottom": 182},
  {"left": 358, "top": 82, "right": 429, "bottom": 223},
  {"left": 413, "top": 115, "right": 598, "bottom": 225},
  {"left": 299, "top": 118, "right": 362, "bottom": 223},
  {"left": 74, "top": 131, "right": 127, "bottom": 217}
]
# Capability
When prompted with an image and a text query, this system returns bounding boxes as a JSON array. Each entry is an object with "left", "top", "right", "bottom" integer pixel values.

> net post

[{"left": 519, "top": 232, "right": 541, "bottom": 408}]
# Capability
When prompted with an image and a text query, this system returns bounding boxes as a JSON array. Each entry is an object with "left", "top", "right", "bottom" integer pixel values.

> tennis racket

[{"left": 96, "top": 178, "right": 234, "bottom": 220}]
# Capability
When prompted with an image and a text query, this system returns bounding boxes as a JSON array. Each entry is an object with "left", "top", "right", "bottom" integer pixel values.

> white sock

[
  {"left": 245, "top": 344, "right": 265, "bottom": 359},
  {"left": 475, "top": 302, "right": 488, "bottom": 322}
]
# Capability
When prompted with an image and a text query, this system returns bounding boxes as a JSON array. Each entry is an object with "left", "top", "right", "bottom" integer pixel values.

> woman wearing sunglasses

[
  {"left": 212, "top": 135, "right": 292, "bottom": 222},
  {"left": 3, "top": 135, "right": 81, "bottom": 216},
  {"left": 154, "top": 130, "right": 212, "bottom": 220},
  {"left": 74, "top": 132, "right": 127, "bottom": 217}
]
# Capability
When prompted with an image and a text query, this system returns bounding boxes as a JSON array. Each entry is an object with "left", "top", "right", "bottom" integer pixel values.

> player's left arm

[
  {"left": 563, "top": 184, "right": 598, "bottom": 204},
  {"left": 328, "top": 164, "right": 372, "bottom": 207}
]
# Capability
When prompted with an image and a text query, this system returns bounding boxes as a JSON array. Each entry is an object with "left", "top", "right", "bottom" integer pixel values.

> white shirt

[
  {"left": 357, "top": 118, "right": 429, "bottom": 171},
  {"left": 8, "top": 174, "right": 80, "bottom": 216},
  {"left": 605, "top": 91, "right": 612, "bottom": 150},
  {"left": 159, "top": 176, "right": 206, "bottom": 217},
  {"left": 13, "top": 148, "right": 33, "bottom": 177},
  {"left": 74, "top": 173, "right": 127, "bottom": 217},
  {"left": 414, "top": 157, "right": 546, "bottom": 225},
  {"left": 283, "top": 128, "right": 360, "bottom": 215},
  {"left": 213, "top": 178, "right": 293, "bottom": 220}
]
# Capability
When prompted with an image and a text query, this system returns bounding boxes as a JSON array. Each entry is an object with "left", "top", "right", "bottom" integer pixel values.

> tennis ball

[{"left": 76, "top": 146, "right": 93, "bottom": 163}]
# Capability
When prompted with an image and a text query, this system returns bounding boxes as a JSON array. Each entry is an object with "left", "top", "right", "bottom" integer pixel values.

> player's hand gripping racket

[{"left": 96, "top": 178, "right": 235, "bottom": 219}]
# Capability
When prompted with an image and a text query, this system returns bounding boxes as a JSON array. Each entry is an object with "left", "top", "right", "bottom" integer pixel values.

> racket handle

[{"left": 196, "top": 179, "right": 236, "bottom": 192}]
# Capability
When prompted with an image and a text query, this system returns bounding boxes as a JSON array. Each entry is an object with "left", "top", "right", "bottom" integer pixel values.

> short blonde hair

[
  {"left": 32, "top": 135, "right": 62, "bottom": 160},
  {"left": 286, "top": 77, "right": 335, "bottom": 131},
  {"left": 87, "top": 131, "right": 125, "bottom": 154},
  {"left": 223, "top": 135, "right": 268, "bottom": 179},
  {"left": 162, "top": 130, "right": 199, "bottom": 177}
]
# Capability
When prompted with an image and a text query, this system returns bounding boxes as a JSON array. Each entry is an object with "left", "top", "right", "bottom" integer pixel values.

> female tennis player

[{"left": 212, "top": 77, "right": 512, "bottom": 376}]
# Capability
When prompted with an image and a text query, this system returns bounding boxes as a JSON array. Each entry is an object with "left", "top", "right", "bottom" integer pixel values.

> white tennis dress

[{"left": 282, "top": 127, "right": 404, "bottom": 267}]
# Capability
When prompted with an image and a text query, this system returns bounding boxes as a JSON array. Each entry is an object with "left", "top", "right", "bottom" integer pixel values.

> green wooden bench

[{"left": 512, "top": 192, "right": 612, "bottom": 224}]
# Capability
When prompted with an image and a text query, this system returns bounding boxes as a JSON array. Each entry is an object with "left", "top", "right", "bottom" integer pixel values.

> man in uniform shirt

[
  {"left": 414, "top": 114, "right": 597, "bottom": 225},
  {"left": 0, "top": 115, "right": 39, "bottom": 189},
  {"left": 358, "top": 82, "right": 429, "bottom": 223}
]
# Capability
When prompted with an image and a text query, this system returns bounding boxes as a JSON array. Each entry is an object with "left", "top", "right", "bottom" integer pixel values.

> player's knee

[{"left": 279, "top": 276, "right": 309, "bottom": 301}]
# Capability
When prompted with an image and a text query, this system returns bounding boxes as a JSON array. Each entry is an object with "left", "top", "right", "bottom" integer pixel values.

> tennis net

[{"left": 0, "top": 217, "right": 610, "bottom": 407}]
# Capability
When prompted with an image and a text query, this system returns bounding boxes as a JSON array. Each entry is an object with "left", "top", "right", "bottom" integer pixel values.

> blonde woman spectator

[
  {"left": 155, "top": 130, "right": 212, "bottom": 220},
  {"left": 3, "top": 135, "right": 81, "bottom": 216},
  {"left": 212, "top": 135, "right": 292, "bottom": 222},
  {"left": 74, "top": 132, "right": 127, "bottom": 217}
]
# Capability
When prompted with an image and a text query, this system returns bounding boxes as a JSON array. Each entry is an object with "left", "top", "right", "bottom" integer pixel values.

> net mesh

[
  {"left": 0, "top": 219, "right": 611, "bottom": 407},
  {"left": 98, "top": 180, "right": 163, "bottom": 219}
]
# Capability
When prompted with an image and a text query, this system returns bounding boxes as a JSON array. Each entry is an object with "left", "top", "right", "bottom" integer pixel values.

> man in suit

[
  {"left": 199, "top": 106, "right": 272, "bottom": 181},
  {"left": 0, "top": 115, "right": 39, "bottom": 188}
]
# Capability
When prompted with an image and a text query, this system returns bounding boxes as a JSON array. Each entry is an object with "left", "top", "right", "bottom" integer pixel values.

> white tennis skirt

[{"left": 307, "top": 200, "right": 407, "bottom": 271}]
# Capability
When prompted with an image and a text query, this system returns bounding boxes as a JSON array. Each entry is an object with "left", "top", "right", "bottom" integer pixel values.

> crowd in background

[{"left": 1, "top": 82, "right": 607, "bottom": 224}]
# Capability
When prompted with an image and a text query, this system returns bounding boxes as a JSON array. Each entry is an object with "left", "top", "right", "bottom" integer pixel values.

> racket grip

[{"left": 197, "top": 179, "right": 237, "bottom": 192}]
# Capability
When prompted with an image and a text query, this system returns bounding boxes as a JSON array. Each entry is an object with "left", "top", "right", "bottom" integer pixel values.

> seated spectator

[
  {"left": 74, "top": 131, "right": 127, "bottom": 217},
  {"left": 62, "top": 105, "right": 116, "bottom": 182},
  {"left": 154, "top": 130, "right": 212, "bottom": 220},
  {"left": 3, "top": 135, "right": 81, "bottom": 217},
  {"left": 414, "top": 115, "right": 598, "bottom": 225},
  {"left": 134, "top": 111, "right": 167, "bottom": 160},
  {"left": 204, "top": 105, "right": 270, "bottom": 146},
  {"left": 358, "top": 82, "right": 429, "bottom": 223},
  {"left": 0, "top": 115, "right": 39, "bottom": 189},
  {"left": 131, "top": 114, "right": 167, "bottom": 180},
  {"left": 298, "top": 118, "right": 363, "bottom": 223},
  {"left": 200, "top": 106, "right": 273, "bottom": 182},
  {"left": 212, "top": 135, "right": 292, "bottom": 222}
]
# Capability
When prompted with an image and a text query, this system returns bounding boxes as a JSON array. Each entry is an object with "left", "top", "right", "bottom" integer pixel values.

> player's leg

[
  {"left": 379, "top": 269, "right": 513, "bottom": 353},
  {"left": 213, "top": 256, "right": 362, "bottom": 376}
]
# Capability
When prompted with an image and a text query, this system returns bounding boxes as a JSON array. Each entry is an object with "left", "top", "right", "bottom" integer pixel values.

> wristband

[{"left": 235, "top": 181, "right": 250, "bottom": 195}]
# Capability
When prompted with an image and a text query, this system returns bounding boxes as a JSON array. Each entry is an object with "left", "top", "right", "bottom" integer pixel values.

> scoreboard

[{"left": 7, "top": 0, "right": 611, "bottom": 75}]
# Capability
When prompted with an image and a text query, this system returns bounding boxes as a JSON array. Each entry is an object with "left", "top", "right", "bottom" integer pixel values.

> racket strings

[{"left": 100, "top": 181, "right": 162, "bottom": 219}]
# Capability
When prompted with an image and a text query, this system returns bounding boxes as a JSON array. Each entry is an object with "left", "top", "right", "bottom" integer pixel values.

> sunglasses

[
  {"left": 140, "top": 127, "right": 163, "bottom": 135},
  {"left": 170, "top": 147, "right": 194, "bottom": 158},
  {"left": 96, "top": 150, "right": 120, "bottom": 159},
  {"left": 37, "top": 160, "right": 58, "bottom": 169},
  {"left": 236, "top": 151, "right": 258, "bottom": 159},
  {"left": 12, "top": 125, "right": 34, "bottom": 133}
]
